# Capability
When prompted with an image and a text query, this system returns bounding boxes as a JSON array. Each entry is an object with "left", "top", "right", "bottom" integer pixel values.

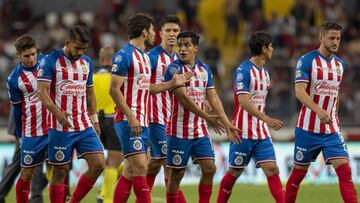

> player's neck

[
  {"left": 161, "top": 43, "right": 175, "bottom": 55},
  {"left": 318, "top": 46, "right": 332, "bottom": 59},
  {"left": 130, "top": 38, "right": 146, "bottom": 52},
  {"left": 250, "top": 56, "right": 266, "bottom": 68}
]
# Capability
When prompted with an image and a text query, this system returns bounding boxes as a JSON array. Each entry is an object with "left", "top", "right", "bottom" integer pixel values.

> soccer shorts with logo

[
  {"left": 166, "top": 136, "right": 215, "bottom": 168},
  {"left": 229, "top": 137, "right": 276, "bottom": 168},
  {"left": 293, "top": 127, "right": 349, "bottom": 165},
  {"left": 21, "top": 135, "right": 48, "bottom": 167},
  {"left": 149, "top": 123, "right": 167, "bottom": 159},
  {"left": 114, "top": 120, "right": 149, "bottom": 158},
  {"left": 48, "top": 127, "right": 104, "bottom": 165}
]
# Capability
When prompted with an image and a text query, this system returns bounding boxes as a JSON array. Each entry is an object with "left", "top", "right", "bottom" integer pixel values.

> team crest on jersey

[
  {"left": 114, "top": 55, "right": 122, "bottom": 63},
  {"left": 295, "top": 70, "right": 301, "bottom": 78},
  {"left": 172, "top": 154, "right": 182, "bottom": 165},
  {"left": 199, "top": 72, "right": 207, "bottom": 81},
  {"left": 82, "top": 64, "right": 88, "bottom": 72},
  {"left": 55, "top": 150, "right": 65, "bottom": 161},
  {"left": 296, "top": 150, "right": 303, "bottom": 161},
  {"left": 111, "top": 64, "right": 118, "bottom": 72},
  {"left": 336, "top": 64, "right": 341, "bottom": 75},
  {"left": 237, "top": 82, "right": 244, "bottom": 90},
  {"left": 161, "top": 144, "right": 167, "bottom": 155},
  {"left": 24, "top": 154, "right": 33, "bottom": 165},
  {"left": 234, "top": 155, "right": 243, "bottom": 165},
  {"left": 236, "top": 73, "right": 243, "bottom": 81},
  {"left": 133, "top": 140, "right": 142, "bottom": 150}
]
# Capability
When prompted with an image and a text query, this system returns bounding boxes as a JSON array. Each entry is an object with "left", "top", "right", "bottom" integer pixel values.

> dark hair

[
  {"left": 177, "top": 31, "right": 200, "bottom": 45},
  {"left": 248, "top": 31, "right": 272, "bottom": 56},
  {"left": 127, "top": 13, "right": 155, "bottom": 39},
  {"left": 68, "top": 25, "right": 91, "bottom": 43},
  {"left": 160, "top": 15, "right": 180, "bottom": 28},
  {"left": 320, "top": 22, "right": 342, "bottom": 35},
  {"left": 14, "top": 34, "right": 36, "bottom": 54}
]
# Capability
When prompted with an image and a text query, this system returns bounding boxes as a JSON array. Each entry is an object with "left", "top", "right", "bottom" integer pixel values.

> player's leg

[
  {"left": 217, "top": 139, "right": 252, "bottom": 203},
  {"left": 324, "top": 133, "right": 358, "bottom": 203},
  {"left": 285, "top": 128, "right": 321, "bottom": 203},
  {"left": 166, "top": 136, "right": 192, "bottom": 203},
  {"left": 16, "top": 136, "right": 48, "bottom": 203},
  {"left": 70, "top": 127, "right": 105, "bottom": 203},
  {"left": 256, "top": 138, "right": 284, "bottom": 203},
  {"left": 29, "top": 165, "right": 48, "bottom": 203},
  {"left": 193, "top": 136, "right": 216, "bottom": 203}
]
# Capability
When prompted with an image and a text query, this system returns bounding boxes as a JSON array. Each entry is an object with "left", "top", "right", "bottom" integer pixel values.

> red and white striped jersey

[
  {"left": 37, "top": 49, "right": 94, "bottom": 132},
  {"left": 147, "top": 45, "right": 177, "bottom": 125},
  {"left": 112, "top": 44, "right": 151, "bottom": 127},
  {"left": 7, "top": 62, "right": 48, "bottom": 137},
  {"left": 164, "top": 60, "right": 215, "bottom": 139},
  {"left": 295, "top": 50, "right": 344, "bottom": 134},
  {"left": 232, "top": 60, "right": 271, "bottom": 140}
]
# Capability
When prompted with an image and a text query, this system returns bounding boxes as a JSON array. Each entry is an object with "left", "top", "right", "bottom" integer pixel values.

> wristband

[{"left": 90, "top": 114, "right": 99, "bottom": 123}]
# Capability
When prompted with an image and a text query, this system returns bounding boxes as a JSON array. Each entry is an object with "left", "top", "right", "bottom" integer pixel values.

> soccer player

[
  {"left": 285, "top": 22, "right": 358, "bottom": 203},
  {"left": 37, "top": 25, "right": 105, "bottom": 203},
  {"left": 164, "top": 31, "right": 240, "bottom": 203},
  {"left": 7, "top": 35, "right": 49, "bottom": 203},
  {"left": 145, "top": 15, "right": 186, "bottom": 202},
  {"left": 216, "top": 31, "right": 285, "bottom": 203},
  {"left": 94, "top": 46, "right": 124, "bottom": 203}
]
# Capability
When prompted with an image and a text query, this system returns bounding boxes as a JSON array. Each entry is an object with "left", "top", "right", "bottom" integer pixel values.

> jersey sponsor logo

[
  {"left": 236, "top": 82, "right": 244, "bottom": 90},
  {"left": 114, "top": 55, "right": 122, "bottom": 63},
  {"left": 28, "top": 92, "right": 40, "bottom": 104},
  {"left": 296, "top": 150, "right": 303, "bottom": 161},
  {"left": 133, "top": 140, "right": 142, "bottom": 150},
  {"left": 236, "top": 73, "right": 243, "bottom": 81},
  {"left": 172, "top": 154, "right": 182, "bottom": 165},
  {"left": 187, "top": 87, "right": 205, "bottom": 102},
  {"left": 136, "top": 74, "right": 150, "bottom": 90},
  {"left": 295, "top": 70, "right": 302, "bottom": 78},
  {"left": 39, "top": 58, "right": 46, "bottom": 68},
  {"left": 38, "top": 68, "right": 44, "bottom": 77},
  {"left": 59, "top": 80, "right": 86, "bottom": 95},
  {"left": 55, "top": 150, "right": 65, "bottom": 161},
  {"left": 111, "top": 64, "right": 118, "bottom": 72},
  {"left": 234, "top": 155, "right": 243, "bottom": 165},
  {"left": 296, "top": 60, "right": 302, "bottom": 69},
  {"left": 314, "top": 81, "right": 339, "bottom": 96},
  {"left": 24, "top": 154, "right": 33, "bottom": 165},
  {"left": 169, "top": 66, "right": 180, "bottom": 74},
  {"left": 161, "top": 144, "right": 167, "bottom": 155}
]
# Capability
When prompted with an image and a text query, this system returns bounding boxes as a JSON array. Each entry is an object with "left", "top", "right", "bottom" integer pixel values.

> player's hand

[
  {"left": 205, "top": 114, "right": 225, "bottom": 134},
  {"left": 93, "top": 122, "right": 101, "bottom": 136},
  {"left": 172, "top": 72, "right": 193, "bottom": 87},
  {"left": 226, "top": 125, "right": 241, "bottom": 144},
  {"left": 55, "top": 110, "right": 72, "bottom": 128},
  {"left": 317, "top": 109, "right": 332, "bottom": 124},
  {"left": 128, "top": 114, "right": 142, "bottom": 136},
  {"left": 264, "top": 116, "right": 284, "bottom": 130}
]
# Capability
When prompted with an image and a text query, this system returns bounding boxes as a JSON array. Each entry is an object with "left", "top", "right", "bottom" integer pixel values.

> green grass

[{"left": 6, "top": 184, "right": 360, "bottom": 202}]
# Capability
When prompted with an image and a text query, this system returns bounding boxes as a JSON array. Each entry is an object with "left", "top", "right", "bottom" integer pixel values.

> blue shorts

[
  {"left": 48, "top": 127, "right": 104, "bottom": 165},
  {"left": 229, "top": 138, "right": 276, "bottom": 168},
  {"left": 149, "top": 123, "right": 167, "bottom": 159},
  {"left": 294, "top": 128, "right": 349, "bottom": 165},
  {"left": 114, "top": 121, "right": 149, "bottom": 158},
  {"left": 20, "top": 135, "right": 48, "bottom": 168},
  {"left": 166, "top": 136, "right": 215, "bottom": 169}
]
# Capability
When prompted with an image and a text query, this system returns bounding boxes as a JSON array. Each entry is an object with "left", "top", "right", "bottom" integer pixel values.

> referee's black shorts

[{"left": 99, "top": 116, "right": 122, "bottom": 151}]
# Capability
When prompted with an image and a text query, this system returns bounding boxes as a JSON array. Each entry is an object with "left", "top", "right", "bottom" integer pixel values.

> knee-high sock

[
  {"left": 133, "top": 176, "right": 151, "bottom": 203},
  {"left": 113, "top": 175, "right": 132, "bottom": 203},
  {"left": 335, "top": 164, "right": 358, "bottom": 203},
  {"left": 165, "top": 178, "right": 187, "bottom": 203},
  {"left": 267, "top": 174, "right": 285, "bottom": 203},
  {"left": 100, "top": 167, "right": 118, "bottom": 203},
  {"left": 285, "top": 168, "right": 307, "bottom": 203},
  {"left": 216, "top": 172, "right": 237, "bottom": 203},
  {"left": 70, "top": 174, "right": 96, "bottom": 203},
  {"left": 199, "top": 183, "right": 212, "bottom": 203},
  {"left": 16, "top": 178, "right": 30, "bottom": 203},
  {"left": 167, "top": 192, "right": 178, "bottom": 203},
  {"left": 49, "top": 184, "right": 65, "bottom": 203}
]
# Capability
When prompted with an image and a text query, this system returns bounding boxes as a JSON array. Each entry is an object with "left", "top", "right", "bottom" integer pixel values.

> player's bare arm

[
  {"left": 86, "top": 86, "right": 100, "bottom": 135},
  {"left": 109, "top": 74, "right": 142, "bottom": 136},
  {"left": 295, "top": 82, "right": 331, "bottom": 124},
  {"left": 172, "top": 85, "right": 224, "bottom": 131},
  {"left": 206, "top": 89, "right": 241, "bottom": 143},
  {"left": 37, "top": 81, "right": 72, "bottom": 128},
  {"left": 150, "top": 72, "right": 193, "bottom": 95},
  {"left": 238, "top": 93, "right": 284, "bottom": 130}
]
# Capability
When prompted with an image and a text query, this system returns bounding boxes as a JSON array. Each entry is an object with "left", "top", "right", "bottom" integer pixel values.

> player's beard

[{"left": 325, "top": 44, "right": 339, "bottom": 54}]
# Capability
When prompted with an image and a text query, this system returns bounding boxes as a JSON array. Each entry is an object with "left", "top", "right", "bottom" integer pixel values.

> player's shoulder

[
  {"left": 7, "top": 64, "right": 22, "bottom": 83},
  {"left": 80, "top": 54, "right": 92, "bottom": 63},
  {"left": 299, "top": 50, "right": 319, "bottom": 62},
  {"left": 168, "top": 59, "right": 182, "bottom": 68},
  {"left": 147, "top": 45, "right": 162, "bottom": 56},
  {"left": 195, "top": 60, "right": 210, "bottom": 71},
  {"left": 332, "top": 54, "right": 345, "bottom": 64},
  {"left": 114, "top": 44, "right": 135, "bottom": 62},
  {"left": 236, "top": 60, "right": 252, "bottom": 72}
]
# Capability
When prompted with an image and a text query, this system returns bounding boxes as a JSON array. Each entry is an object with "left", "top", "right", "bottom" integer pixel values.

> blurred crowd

[{"left": 0, "top": 0, "right": 359, "bottom": 126}]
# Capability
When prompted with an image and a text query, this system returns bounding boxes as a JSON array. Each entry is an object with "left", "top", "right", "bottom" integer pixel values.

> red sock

[
  {"left": 70, "top": 174, "right": 96, "bottom": 203},
  {"left": 335, "top": 164, "right": 358, "bottom": 203},
  {"left": 133, "top": 176, "right": 151, "bottom": 203},
  {"left": 285, "top": 168, "right": 307, "bottom": 203},
  {"left": 16, "top": 178, "right": 30, "bottom": 203},
  {"left": 49, "top": 184, "right": 65, "bottom": 203},
  {"left": 267, "top": 174, "right": 285, "bottom": 203},
  {"left": 167, "top": 192, "right": 178, "bottom": 203},
  {"left": 147, "top": 175, "right": 156, "bottom": 190},
  {"left": 114, "top": 175, "right": 133, "bottom": 203},
  {"left": 199, "top": 183, "right": 212, "bottom": 203},
  {"left": 216, "top": 172, "right": 237, "bottom": 203},
  {"left": 165, "top": 178, "right": 187, "bottom": 203}
]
